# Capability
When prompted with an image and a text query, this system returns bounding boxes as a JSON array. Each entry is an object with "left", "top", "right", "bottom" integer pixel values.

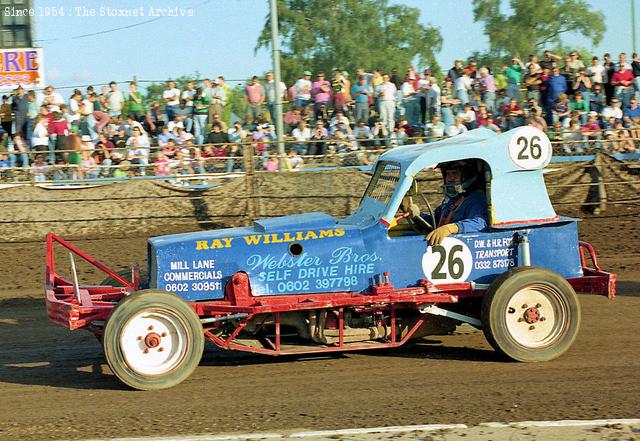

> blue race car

[{"left": 45, "top": 126, "right": 615, "bottom": 390}]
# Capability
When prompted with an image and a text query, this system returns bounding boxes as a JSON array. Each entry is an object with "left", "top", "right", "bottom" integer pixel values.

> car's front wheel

[{"left": 481, "top": 267, "right": 581, "bottom": 362}]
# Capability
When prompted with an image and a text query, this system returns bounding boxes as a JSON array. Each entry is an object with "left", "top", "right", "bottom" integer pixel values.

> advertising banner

[{"left": 0, "top": 48, "right": 45, "bottom": 92}]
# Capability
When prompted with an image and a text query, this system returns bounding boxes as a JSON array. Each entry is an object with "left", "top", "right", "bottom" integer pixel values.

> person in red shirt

[
  {"left": 47, "top": 109, "right": 69, "bottom": 136},
  {"left": 45, "top": 108, "right": 70, "bottom": 163},
  {"left": 503, "top": 98, "right": 523, "bottom": 115},
  {"left": 611, "top": 65, "right": 635, "bottom": 107},
  {"left": 465, "top": 59, "right": 478, "bottom": 80},
  {"left": 502, "top": 98, "right": 524, "bottom": 128},
  {"left": 475, "top": 103, "right": 489, "bottom": 126}
]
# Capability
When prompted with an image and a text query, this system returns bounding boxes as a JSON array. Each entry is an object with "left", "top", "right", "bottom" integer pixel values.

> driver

[{"left": 420, "top": 160, "right": 488, "bottom": 245}]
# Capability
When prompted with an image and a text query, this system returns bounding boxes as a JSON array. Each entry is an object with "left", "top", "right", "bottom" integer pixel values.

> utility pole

[
  {"left": 269, "top": 0, "right": 286, "bottom": 170},
  {"left": 632, "top": 0, "right": 638, "bottom": 53}
]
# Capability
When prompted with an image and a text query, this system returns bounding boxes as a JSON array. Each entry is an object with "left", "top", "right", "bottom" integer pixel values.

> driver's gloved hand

[
  {"left": 427, "top": 223, "right": 459, "bottom": 245},
  {"left": 408, "top": 203, "right": 422, "bottom": 218}
]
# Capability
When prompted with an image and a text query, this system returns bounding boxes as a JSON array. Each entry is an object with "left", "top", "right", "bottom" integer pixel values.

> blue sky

[{"left": 32, "top": 0, "right": 637, "bottom": 91}]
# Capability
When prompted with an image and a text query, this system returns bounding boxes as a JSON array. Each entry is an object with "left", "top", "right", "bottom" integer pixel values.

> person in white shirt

[
  {"left": 456, "top": 103, "right": 477, "bottom": 128},
  {"left": 454, "top": 71, "right": 472, "bottom": 105},
  {"left": 37, "top": 85, "right": 64, "bottom": 109},
  {"left": 445, "top": 116, "right": 468, "bottom": 137},
  {"left": 167, "top": 115, "right": 185, "bottom": 134},
  {"left": 525, "top": 54, "right": 541, "bottom": 72},
  {"left": 291, "top": 120, "right": 311, "bottom": 154},
  {"left": 329, "top": 109, "right": 350, "bottom": 128},
  {"left": 31, "top": 115, "right": 49, "bottom": 150},
  {"left": 601, "top": 98, "right": 623, "bottom": 121},
  {"left": 68, "top": 90, "right": 82, "bottom": 127},
  {"left": 586, "top": 56, "right": 605, "bottom": 86},
  {"left": 107, "top": 81, "right": 125, "bottom": 118},
  {"left": 126, "top": 126, "right": 150, "bottom": 175},
  {"left": 163, "top": 80, "right": 181, "bottom": 123},
  {"left": 294, "top": 71, "right": 313, "bottom": 107},
  {"left": 176, "top": 127, "right": 194, "bottom": 145},
  {"left": 401, "top": 79, "right": 419, "bottom": 127},
  {"left": 353, "top": 120, "right": 373, "bottom": 148},
  {"left": 426, "top": 78, "right": 441, "bottom": 122},
  {"left": 181, "top": 81, "right": 196, "bottom": 113},
  {"left": 79, "top": 93, "right": 100, "bottom": 141},
  {"left": 375, "top": 74, "right": 397, "bottom": 133},
  {"left": 123, "top": 114, "right": 147, "bottom": 137}
]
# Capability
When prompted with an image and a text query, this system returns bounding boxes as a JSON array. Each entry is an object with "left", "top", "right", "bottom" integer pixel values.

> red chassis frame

[{"left": 45, "top": 233, "right": 615, "bottom": 355}]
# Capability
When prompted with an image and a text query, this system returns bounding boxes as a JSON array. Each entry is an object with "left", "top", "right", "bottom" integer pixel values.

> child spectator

[
  {"left": 110, "top": 153, "right": 129, "bottom": 178},
  {"left": 80, "top": 149, "right": 98, "bottom": 179},
  {"left": 569, "top": 92, "right": 590, "bottom": 124},
  {"left": 562, "top": 120, "right": 584, "bottom": 153},
  {"left": 285, "top": 149, "right": 304, "bottom": 171},
  {"left": 0, "top": 152, "right": 10, "bottom": 179},
  {"left": 153, "top": 151, "right": 171, "bottom": 175},
  {"left": 552, "top": 94, "right": 571, "bottom": 124},
  {"left": 264, "top": 154, "right": 279, "bottom": 172},
  {"left": 31, "top": 154, "right": 49, "bottom": 182},
  {"left": 425, "top": 115, "right": 446, "bottom": 141}
]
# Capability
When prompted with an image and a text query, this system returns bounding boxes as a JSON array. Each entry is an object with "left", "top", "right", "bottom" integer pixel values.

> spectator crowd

[{"left": 0, "top": 49, "right": 639, "bottom": 181}]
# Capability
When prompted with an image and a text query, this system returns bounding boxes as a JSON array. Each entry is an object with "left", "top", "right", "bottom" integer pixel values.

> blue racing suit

[{"left": 426, "top": 190, "right": 488, "bottom": 233}]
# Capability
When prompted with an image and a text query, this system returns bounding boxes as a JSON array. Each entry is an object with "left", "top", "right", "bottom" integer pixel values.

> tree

[
  {"left": 472, "top": 0, "right": 605, "bottom": 61},
  {"left": 226, "top": 84, "right": 247, "bottom": 124},
  {"left": 142, "top": 73, "right": 201, "bottom": 108},
  {"left": 255, "top": 0, "right": 443, "bottom": 84}
]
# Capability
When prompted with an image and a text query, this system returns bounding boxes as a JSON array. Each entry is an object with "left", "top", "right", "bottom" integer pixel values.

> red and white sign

[{"left": 0, "top": 48, "right": 45, "bottom": 92}]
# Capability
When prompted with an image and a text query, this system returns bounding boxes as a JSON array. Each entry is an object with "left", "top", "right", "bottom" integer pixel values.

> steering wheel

[
  {"left": 394, "top": 180, "right": 438, "bottom": 234},
  {"left": 419, "top": 192, "right": 437, "bottom": 231},
  {"left": 395, "top": 195, "right": 433, "bottom": 234}
]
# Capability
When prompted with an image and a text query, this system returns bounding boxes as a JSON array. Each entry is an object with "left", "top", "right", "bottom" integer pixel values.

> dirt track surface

[{"left": 1, "top": 210, "right": 639, "bottom": 440}]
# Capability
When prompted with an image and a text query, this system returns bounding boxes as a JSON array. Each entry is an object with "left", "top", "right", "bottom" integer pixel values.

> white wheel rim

[
  {"left": 504, "top": 284, "right": 568, "bottom": 349},
  {"left": 120, "top": 309, "right": 189, "bottom": 376}
]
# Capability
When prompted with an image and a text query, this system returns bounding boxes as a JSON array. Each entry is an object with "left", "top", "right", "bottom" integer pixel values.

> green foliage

[
  {"left": 472, "top": 0, "right": 605, "bottom": 60},
  {"left": 226, "top": 85, "right": 247, "bottom": 123},
  {"left": 142, "top": 72, "right": 201, "bottom": 108},
  {"left": 143, "top": 83, "right": 166, "bottom": 108},
  {"left": 256, "top": 0, "right": 443, "bottom": 83}
]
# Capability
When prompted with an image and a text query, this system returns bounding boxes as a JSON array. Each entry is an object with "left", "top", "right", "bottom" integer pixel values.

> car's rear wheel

[
  {"left": 482, "top": 267, "right": 580, "bottom": 362},
  {"left": 103, "top": 289, "right": 204, "bottom": 390}
]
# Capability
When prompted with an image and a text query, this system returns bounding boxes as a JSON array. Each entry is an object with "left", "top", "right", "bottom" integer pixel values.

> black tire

[
  {"left": 481, "top": 266, "right": 581, "bottom": 362},
  {"left": 101, "top": 269, "right": 149, "bottom": 290},
  {"left": 103, "top": 289, "right": 204, "bottom": 390}
]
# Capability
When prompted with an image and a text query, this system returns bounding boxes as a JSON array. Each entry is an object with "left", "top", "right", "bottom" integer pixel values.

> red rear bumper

[
  {"left": 45, "top": 233, "right": 138, "bottom": 330},
  {"left": 567, "top": 241, "right": 616, "bottom": 299}
]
